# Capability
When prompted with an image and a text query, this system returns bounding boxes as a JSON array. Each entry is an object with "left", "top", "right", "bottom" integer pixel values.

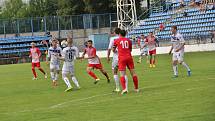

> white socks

[
  {"left": 55, "top": 73, "right": 59, "bottom": 81},
  {"left": 63, "top": 77, "right": 72, "bottom": 88},
  {"left": 125, "top": 75, "right": 128, "bottom": 90},
  {"left": 71, "top": 76, "right": 80, "bottom": 88},
  {"left": 114, "top": 75, "right": 120, "bottom": 89},
  {"left": 173, "top": 65, "right": 178, "bottom": 76},
  {"left": 182, "top": 62, "right": 191, "bottom": 71},
  {"left": 50, "top": 72, "right": 55, "bottom": 80}
]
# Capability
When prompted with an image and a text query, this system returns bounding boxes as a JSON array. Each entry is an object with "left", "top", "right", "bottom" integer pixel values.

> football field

[{"left": 0, "top": 51, "right": 215, "bottom": 121}]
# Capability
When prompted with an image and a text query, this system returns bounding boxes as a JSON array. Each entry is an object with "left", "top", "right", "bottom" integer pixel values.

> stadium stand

[
  {"left": 0, "top": 36, "right": 51, "bottom": 64},
  {"left": 128, "top": 0, "right": 215, "bottom": 44}
]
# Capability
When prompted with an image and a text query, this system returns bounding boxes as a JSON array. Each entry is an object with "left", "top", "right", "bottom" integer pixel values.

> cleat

[
  {"left": 149, "top": 64, "right": 153, "bottom": 68},
  {"left": 187, "top": 70, "right": 191, "bottom": 77},
  {"left": 107, "top": 78, "right": 111, "bottom": 83},
  {"left": 52, "top": 80, "right": 58, "bottom": 86},
  {"left": 121, "top": 89, "right": 128, "bottom": 95},
  {"left": 134, "top": 89, "right": 139, "bottom": 93},
  {"left": 65, "top": 87, "right": 73, "bottom": 92},
  {"left": 152, "top": 64, "right": 156, "bottom": 68},
  {"left": 32, "top": 77, "right": 38, "bottom": 80},
  {"left": 173, "top": 75, "right": 178, "bottom": 78},
  {"left": 113, "top": 88, "right": 120, "bottom": 92},
  {"left": 76, "top": 86, "right": 81, "bottom": 90},
  {"left": 94, "top": 78, "right": 100, "bottom": 84},
  {"left": 44, "top": 74, "right": 48, "bottom": 79}
]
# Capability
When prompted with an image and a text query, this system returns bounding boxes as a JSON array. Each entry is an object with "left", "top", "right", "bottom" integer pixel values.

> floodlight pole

[{"left": 116, "top": 0, "right": 137, "bottom": 31}]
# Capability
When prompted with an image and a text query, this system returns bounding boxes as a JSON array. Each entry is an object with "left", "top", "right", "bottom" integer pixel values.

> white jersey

[
  {"left": 140, "top": 39, "right": 148, "bottom": 51},
  {"left": 62, "top": 46, "right": 79, "bottom": 66},
  {"left": 48, "top": 47, "right": 62, "bottom": 65},
  {"left": 171, "top": 33, "right": 185, "bottom": 53},
  {"left": 108, "top": 35, "right": 119, "bottom": 61}
]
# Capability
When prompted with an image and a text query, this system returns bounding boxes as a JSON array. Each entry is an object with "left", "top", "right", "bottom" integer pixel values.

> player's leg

[
  {"left": 62, "top": 65, "right": 72, "bottom": 91},
  {"left": 138, "top": 49, "right": 143, "bottom": 63},
  {"left": 172, "top": 53, "right": 179, "bottom": 77},
  {"left": 86, "top": 66, "right": 99, "bottom": 84},
  {"left": 152, "top": 54, "right": 156, "bottom": 68},
  {"left": 37, "top": 62, "right": 47, "bottom": 78},
  {"left": 31, "top": 63, "right": 37, "bottom": 80},
  {"left": 69, "top": 66, "right": 80, "bottom": 89},
  {"left": 149, "top": 54, "right": 153, "bottom": 68},
  {"left": 54, "top": 65, "right": 61, "bottom": 86},
  {"left": 50, "top": 64, "right": 56, "bottom": 86},
  {"left": 145, "top": 52, "right": 149, "bottom": 63},
  {"left": 178, "top": 53, "right": 191, "bottom": 76},
  {"left": 128, "top": 59, "right": 139, "bottom": 92},
  {"left": 119, "top": 71, "right": 127, "bottom": 94},
  {"left": 99, "top": 67, "right": 110, "bottom": 83},
  {"left": 112, "top": 62, "right": 120, "bottom": 92}
]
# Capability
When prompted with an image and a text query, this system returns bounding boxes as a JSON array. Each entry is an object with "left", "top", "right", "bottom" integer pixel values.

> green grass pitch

[{"left": 0, "top": 51, "right": 215, "bottom": 121}]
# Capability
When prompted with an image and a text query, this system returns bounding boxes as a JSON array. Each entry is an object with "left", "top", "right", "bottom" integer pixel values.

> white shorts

[
  {"left": 173, "top": 52, "right": 184, "bottom": 62},
  {"left": 62, "top": 64, "right": 74, "bottom": 75},
  {"left": 112, "top": 59, "right": 118, "bottom": 70},
  {"left": 50, "top": 64, "right": 60, "bottom": 71},
  {"left": 140, "top": 48, "right": 148, "bottom": 55}
]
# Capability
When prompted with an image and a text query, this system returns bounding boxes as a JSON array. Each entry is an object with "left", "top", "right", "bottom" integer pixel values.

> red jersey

[
  {"left": 114, "top": 37, "right": 132, "bottom": 60},
  {"left": 146, "top": 36, "right": 156, "bottom": 51},
  {"left": 84, "top": 47, "right": 100, "bottom": 64},
  {"left": 30, "top": 47, "right": 41, "bottom": 63}
]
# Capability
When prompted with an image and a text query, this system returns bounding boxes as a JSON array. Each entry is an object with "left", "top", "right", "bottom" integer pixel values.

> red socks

[
  {"left": 120, "top": 76, "right": 126, "bottom": 90},
  {"left": 32, "top": 68, "right": 37, "bottom": 78},
  {"left": 88, "top": 71, "right": 98, "bottom": 80},
  {"left": 133, "top": 76, "right": 139, "bottom": 89}
]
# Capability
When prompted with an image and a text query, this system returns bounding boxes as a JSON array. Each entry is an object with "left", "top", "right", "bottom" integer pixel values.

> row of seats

[
  {"left": 0, "top": 47, "right": 47, "bottom": 54},
  {"left": 0, "top": 36, "right": 50, "bottom": 44},
  {"left": 0, "top": 43, "right": 43, "bottom": 49}
]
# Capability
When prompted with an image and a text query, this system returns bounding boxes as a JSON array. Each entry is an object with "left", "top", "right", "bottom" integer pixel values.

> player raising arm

[
  {"left": 169, "top": 26, "right": 191, "bottom": 78},
  {"left": 46, "top": 39, "right": 62, "bottom": 86},
  {"left": 113, "top": 30, "right": 139, "bottom": 95},
  {"left": 29, "top": 42, "right": 47, "bottom": 80},
  {"left": 82, "top": 40, "right": 110, "bottom": 84},
  {"left": 57, "top": 38, "right": 81, "bottom": 92}
]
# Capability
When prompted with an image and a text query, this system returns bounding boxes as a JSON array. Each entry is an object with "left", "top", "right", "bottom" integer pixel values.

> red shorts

[
  {"left": 32, "top": 62, "right": 40, "bottom": 68},
  {"left": 88, "top": 64, "right": 103, "bottom": 69},
  {"left": 149, "top": 49, "right": 156, "bottom": 55},
  {"left": 118, "top": 57, "right": 134, "bottom": 71}
]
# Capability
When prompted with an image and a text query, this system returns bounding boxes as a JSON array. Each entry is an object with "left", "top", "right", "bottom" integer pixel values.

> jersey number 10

[{"left": 120, "top": 41, "right": 129, "bottom": 49}]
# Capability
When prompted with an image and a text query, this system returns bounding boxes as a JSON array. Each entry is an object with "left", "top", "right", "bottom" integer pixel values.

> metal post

[
  {"left": 30, "top": 18, "right": 34, "bottom": 36},
  {"left": 57, "top": 16, "right": 60, "bottom": 38},
  {"left": 109, "top": 14, "right": 112, "bottom": 32},
  {"left": 17, "top": 20, "right": 20, "bottom": 34},
  {"left": 3, "top": 21, "right": 6, "bottom": 38},
  {"left": 116, "top": 0, "right": 137, "bottom": 31},
  {"left": 44, "top": 17, "right": 47, "bottom": 32}
]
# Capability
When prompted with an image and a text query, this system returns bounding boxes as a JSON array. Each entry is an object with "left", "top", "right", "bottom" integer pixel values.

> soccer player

[
  {"left": 82, "top": 40, "right": 110, "bottom": 84},
  {"left": 107, "top": 28, "right": 128, "bottom": 92},
  {"left": 145, "top": 32, "right": 157, "bottom": 68},
  {"left": 29, "top": 42, "right": 47, "bottom": 80},
  {"left": 113, "top": 30, "right": 139, "bottom": 94},
  {"left": 137, "top": 34, "right": 149, "bottom": 63},
  {"left": 47, "top": 39, "right": 62, "bottom": 86},
  {"left": 169, "top": 26, "right": 191, "bottom": 77},
  {"left": 57, "top": 38, "right": 81, "bottom": 92}
]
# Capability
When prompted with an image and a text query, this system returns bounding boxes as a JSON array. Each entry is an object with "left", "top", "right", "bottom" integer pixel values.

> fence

[{"left": 0, "top": 13, "right": 117, "bottom": 38}]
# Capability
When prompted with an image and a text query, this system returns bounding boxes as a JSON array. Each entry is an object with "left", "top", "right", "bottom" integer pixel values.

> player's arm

[
  {"left": 81, "top": 48, "right": 87, "bottom": 59},
  {"left": 129, "top": 39, "right": 132, "bottom": 52},
  {"left": 75, "top": 47, "right": 82, "bottom": 60},
  {"left": 46, "top": 49, "right": 51, "bottom": 63},
  {"left": 37, "top": 48, "right": 42, "bottom": 58},
  {"left": 169, "top": 44, "right": 173, "bottom": 55},
  {"left": 107, "top": 39, "right": 113, "bottom": 62},
  {"left": 57, "top": 50, "right": 65, "bottom": 61}
]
